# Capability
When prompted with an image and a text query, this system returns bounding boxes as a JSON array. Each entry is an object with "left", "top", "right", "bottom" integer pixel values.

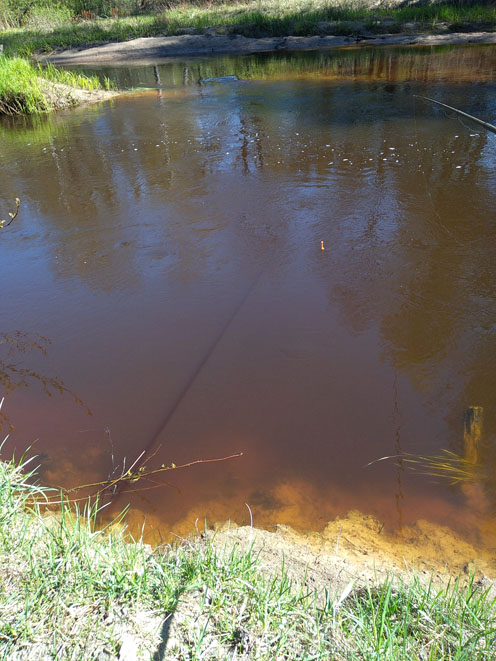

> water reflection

[
  {"left": 1, "top": 45, "right": 496, "bottom": 547},
  {"left": 78, "top": 44, "right": 496, "bottom": 88},
  {"left": 0, "top": 332, "right": 90, "bottom": 430}
]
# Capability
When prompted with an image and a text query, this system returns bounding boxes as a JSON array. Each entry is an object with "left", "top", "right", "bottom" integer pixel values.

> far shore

[{"left": 42, "top": 30, "right": 496, "bottom": 66}]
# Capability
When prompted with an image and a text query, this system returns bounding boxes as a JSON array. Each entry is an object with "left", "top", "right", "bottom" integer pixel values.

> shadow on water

[{"left": 1, "top": 44, "right": 496, "bottom": 548}]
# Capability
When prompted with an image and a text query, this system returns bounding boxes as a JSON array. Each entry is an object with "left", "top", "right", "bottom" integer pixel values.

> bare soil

[
  {"left": 218, "top": 515, "right": 496, "bottom": 586},
  {"left": 41, "top": 79, "right": 119, "bottom": 109}
]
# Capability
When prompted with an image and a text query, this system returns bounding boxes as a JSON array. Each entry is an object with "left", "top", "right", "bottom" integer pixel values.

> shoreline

[
  {"left": 2, "top": 456, "right": 496, "bottom": 656},
  {"left": 0, "top": 80, "right": 119, "bottom": 116},
  {"left": 210, "top": 516, "right": 496, "bottom": 599},
  {"left": 131, "top": 505, "right": 496, "bottom": 584},
  {"left": 43, "top": 30, "right": 496, "bottom": 66}
]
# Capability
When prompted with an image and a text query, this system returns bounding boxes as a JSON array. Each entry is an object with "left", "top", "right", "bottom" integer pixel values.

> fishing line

[
  {"left": 417, "top": 96, "right": 482, "bottom": 137},
  {"left": 106, "top": 269, "right": 262, "bottom": 508},
  {"left": 412, "top": 94, "right": 463, "bottom": 246},
  {"left": 414, "top": 95, "right": 496, "bottom": 134}
]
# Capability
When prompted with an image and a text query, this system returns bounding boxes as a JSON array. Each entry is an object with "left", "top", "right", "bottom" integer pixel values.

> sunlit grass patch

[
  {"left": 1, "top": 15, "right": 169, "bottom": 57},
  {"left": 0, "top": 57, "right": 48, "bottom": 114},
  {"left": 0, "top": 56, "right": 111, "bottom": 115},
  {"left": 341, "top": 574, "right": 496, "bottom": 658}
]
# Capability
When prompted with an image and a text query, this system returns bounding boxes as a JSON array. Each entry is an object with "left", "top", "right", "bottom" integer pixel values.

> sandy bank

[
  {"left": 212, "top": 511, "right": 496, "bottom": 589},
  {"left": 156, "top": 516, "right": 496, "bottom": 658},
  {"left": 124, "top": 502, "right": 496, "bottom": 594},
  {"left": 44, "top": 31, "right": 496, "bottom": 66}
]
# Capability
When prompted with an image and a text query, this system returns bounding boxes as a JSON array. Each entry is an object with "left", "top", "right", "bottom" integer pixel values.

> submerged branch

[{"left": 43, "top": 450, "right": 244, "bottom": 506}]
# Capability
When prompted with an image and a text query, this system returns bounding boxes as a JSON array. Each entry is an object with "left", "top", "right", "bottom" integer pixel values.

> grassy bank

[
  {"left": 0, "top": 56, "right": 113, "bottom": 115},
  {"left": 1, "top": 1, "right": 496, "bottom": 59},
  {"left": 1, "top": 456, "right": 496, "bottom": 659},
  {"left": 1, "top": 1, "right": 495, "bottom": 115}
]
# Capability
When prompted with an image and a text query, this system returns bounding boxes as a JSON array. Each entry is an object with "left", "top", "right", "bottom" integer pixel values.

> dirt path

[{"left": 43, "top": 31, "right": 496, "bottom": 66}]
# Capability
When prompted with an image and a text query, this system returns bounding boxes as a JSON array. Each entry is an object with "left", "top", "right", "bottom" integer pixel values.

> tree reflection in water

[{"left": 0, "top": 331, "right": 90, "bottom": 429}]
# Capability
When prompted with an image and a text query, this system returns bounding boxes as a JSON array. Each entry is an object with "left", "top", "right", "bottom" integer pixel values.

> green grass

[
  {"left": 1, "top": 0, "right": 496, "bottom": 58},
  {"left": 0, "top": 57, "right": 49, "bottom": 114},
  {"left": 1, "top": 454, "right": 496, "bottom": 659},
  {"left": 0, "top": 56, "right": 111, "bottom": 115},
  {"left": 1, "top": 15, "right": 170, "bottom": 57}
]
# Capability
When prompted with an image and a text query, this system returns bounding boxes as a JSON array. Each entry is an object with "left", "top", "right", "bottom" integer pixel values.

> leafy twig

[
  {"left": 1, "top": 198, "right": 20, "bottom": 228},
  {"left": 40, "top": 450, "right": 243, "bottom": 505}
]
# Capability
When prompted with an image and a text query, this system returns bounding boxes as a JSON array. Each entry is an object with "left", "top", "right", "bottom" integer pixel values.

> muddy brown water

[{"left": 1, "top": 45, "right": 496, "bottom": 550}]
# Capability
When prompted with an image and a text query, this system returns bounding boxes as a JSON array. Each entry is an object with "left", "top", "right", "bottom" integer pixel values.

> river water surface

[{"left": 1, "top": 45, "right": 496, "bottom": 549}]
